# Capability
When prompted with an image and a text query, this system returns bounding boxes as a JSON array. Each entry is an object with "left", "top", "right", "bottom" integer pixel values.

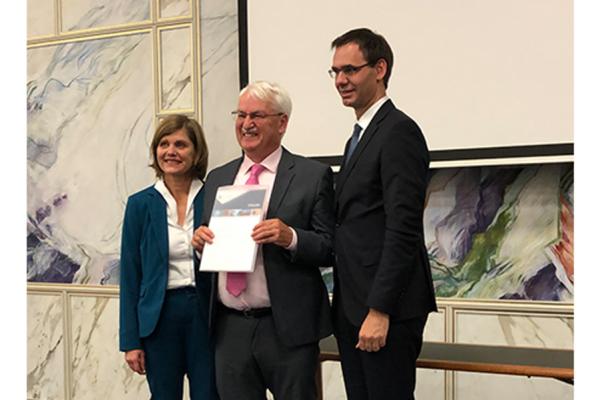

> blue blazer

[{"left": 119, "top": 185, "right": 207, "bottom": 351}]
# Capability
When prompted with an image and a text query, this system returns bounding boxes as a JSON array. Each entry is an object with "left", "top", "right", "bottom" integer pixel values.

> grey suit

[{"left": 201, "top": 147, "right": 335, "bottom": 399}]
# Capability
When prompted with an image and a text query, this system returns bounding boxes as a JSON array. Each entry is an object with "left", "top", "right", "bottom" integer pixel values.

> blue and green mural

[{"left": 322, "top": 163, "right": 573, "bottom": 301}]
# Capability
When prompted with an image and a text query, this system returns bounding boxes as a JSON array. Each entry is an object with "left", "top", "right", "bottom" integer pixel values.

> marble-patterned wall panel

[
  {"left": 200, "top": 0, "right": 242, "bottom": 169},
  {"left": 28, "top": 45, "right": 56, "bottom": 84},
  {"left": 321, "top": 267, "right": 333, "bottom": 294},
  {"left": 61, "top": 0, "right": 150, "bottom": 32},
  {"left": 455, "top": 312, "right": 573, "bottom": 349},
  {"left": 27, "top": 33, "right": 155, "bottom": 285},
  {"left": 70, "top": 296, "right": 149, "bottom": 399},
  {"left": 160, "top": 26, "right": 193, "bottom": 111},
  {"left": 424, "top": 310, "right": 446, "bottom": 342},
  {"left": 419, "top": 310, "right": 446, "bottom": 400},
  {"left": 160, "top": 0, "right": 191, "bottom": 18},
  {"left": 28, "top": 294, "right": 65, "bottom": 400},
  {"left": 425, "top": 163, "right": 573, "bottom": 301},
  {"left": 454, "top": 372, "right": 572, "bottom": 400},
  {"left": 418, "top": 311, "right": 446, "bottom": 399},
  {"left": 415, "top": 369, "right": 445, "bottom": 400},
  {"left": 28, "top": 0, "right": 55, "bottom": 38},
  {"left": 321, "top": 361, "right": 346, "bottom": 400}
]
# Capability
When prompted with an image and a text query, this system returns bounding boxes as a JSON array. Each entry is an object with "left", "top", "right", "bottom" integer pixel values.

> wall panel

[
  {"left": 454, "top": 372, "right": 572, "bottom": 400},
  {"left": 27, "top": 0, "right": 55, "bottom": 38},
  {"left": 455, "top": 311, "right": 573, "bottom": 349},
  {"left": 27, "top": 293, "right": 65, "bottom": 400},
  {"left": 70, "top": 296, "right": 148, "bottom": 399},
  {"left": 198, "top": 0, "right": 242, "bottom": 168},
  {"left": 60, "top": 0, "right": 151, "bottom": 32},
  {"left": 27, "top": 32, "right": 155, "bottom": 285},
  {"left": 159, "top": 25, "right": 193, "bottom": 112},
  {"left": 160, "top": 0, "right": 191, "bottom": 19},
  {"left": 26, "top": 287, "right": 573, "bottom": 400}
]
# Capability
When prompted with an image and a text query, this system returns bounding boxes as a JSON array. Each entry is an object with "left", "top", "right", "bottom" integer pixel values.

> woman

[{"left": 119, "top": 114, "right": 217, "bottom": 399}]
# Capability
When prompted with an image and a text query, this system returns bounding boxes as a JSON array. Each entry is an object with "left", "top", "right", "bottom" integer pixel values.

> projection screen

[{"left": 244, "top": 0, "right": 573, "bottom": 161}]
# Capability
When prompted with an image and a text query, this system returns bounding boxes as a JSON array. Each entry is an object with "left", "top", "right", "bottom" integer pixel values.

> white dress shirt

[
  {"left": 218, "top": 146, "right": 298, "bottom": 310},
  {"left": 154, "top": 178, "right": 203, "bottom": 289},
  {"left": 355, "top": 95, "right": 389, "bottom": 140}
]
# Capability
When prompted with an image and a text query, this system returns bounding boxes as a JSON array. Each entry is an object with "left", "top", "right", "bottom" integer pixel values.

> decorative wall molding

[
  {"left": 27, "top": 282, "right": 574, "bottom": 315},
  {"left": 26, "top": 283, "right": 575, "bottom": 314}
]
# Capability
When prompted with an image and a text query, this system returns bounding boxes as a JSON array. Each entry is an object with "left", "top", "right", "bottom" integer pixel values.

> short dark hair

[
  {"left": 150, "top": 114, "right": 208, "bottom": 179},
  {"left": 331, "top": 28, "right": 394, "bottom": 88}
]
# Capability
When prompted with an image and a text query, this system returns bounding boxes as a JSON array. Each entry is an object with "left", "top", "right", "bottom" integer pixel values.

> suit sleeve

[
  {"left": 119, "top": 197, "right": 144, "bottom": 352},
  {"left": 291, "top": 166, "right": 336, "bottom": 267},
  {"left": 366, "top": 121, "right": 430, "bottom": 314}
]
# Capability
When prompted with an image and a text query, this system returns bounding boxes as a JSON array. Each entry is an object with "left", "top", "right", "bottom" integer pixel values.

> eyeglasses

[
  {"left": 328, "top": 63, "right": 371, "bottom": 79},
  {"left": 231, "top": 111, "right": 284, "bottom": 120}
]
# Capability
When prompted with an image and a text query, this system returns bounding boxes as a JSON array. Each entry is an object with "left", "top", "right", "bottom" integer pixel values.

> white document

[{"left": 199, "top": 185, "right": 268, "bottom": 272}]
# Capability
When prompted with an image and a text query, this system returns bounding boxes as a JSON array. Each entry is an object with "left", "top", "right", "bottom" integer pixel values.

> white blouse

[{"left": 154, "top": 178, "right": 203, "bottom": 289}]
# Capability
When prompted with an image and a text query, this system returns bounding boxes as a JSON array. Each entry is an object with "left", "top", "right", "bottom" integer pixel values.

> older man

[{"left": 192, "top": 81, "right": 334, "bottom": 400}]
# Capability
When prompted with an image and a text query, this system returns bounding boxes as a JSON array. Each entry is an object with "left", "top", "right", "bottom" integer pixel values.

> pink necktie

[{"left": 226, "top": 164, "right": 266, "bottom": 296}]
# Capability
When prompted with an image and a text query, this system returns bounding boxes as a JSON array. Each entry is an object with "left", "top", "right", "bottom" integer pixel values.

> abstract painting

[{"left": 322, "top": 163, "right": 573, "bottom": 301}]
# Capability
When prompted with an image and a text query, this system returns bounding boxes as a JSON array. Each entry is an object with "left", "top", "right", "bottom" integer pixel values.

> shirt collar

[
  {"left": 356, "top": 95, "right": 389, "bottom": 131},
  {"left": 154, "top": 178, "right": 203, "bottom": 213},
  {"left": 240, "top": 146, "right": 283, "bottom": 174},
  {"left": 188, "top": 178, "right": 203, "bottom": 201},
  {"left": 154, "top": 178, "right": 170, "bottom": 200}
]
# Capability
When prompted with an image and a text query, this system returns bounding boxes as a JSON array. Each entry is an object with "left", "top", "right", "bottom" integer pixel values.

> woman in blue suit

[{"left": 119, "top": 114, "right": 217, "bottom": 399}]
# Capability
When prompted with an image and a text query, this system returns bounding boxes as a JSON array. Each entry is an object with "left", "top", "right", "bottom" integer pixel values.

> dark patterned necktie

[{"left": 345, "top": 124, "right": 362, "bottom": 166}]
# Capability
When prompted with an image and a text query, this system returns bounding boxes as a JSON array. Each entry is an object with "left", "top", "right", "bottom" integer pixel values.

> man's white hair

[{"left": 240, "top": 81, "right": 292, "bottom": 117}]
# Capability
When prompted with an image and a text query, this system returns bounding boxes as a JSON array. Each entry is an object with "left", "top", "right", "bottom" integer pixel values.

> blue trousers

[{"left": 142, "top": 287, "right": 217, "bottom": 400}]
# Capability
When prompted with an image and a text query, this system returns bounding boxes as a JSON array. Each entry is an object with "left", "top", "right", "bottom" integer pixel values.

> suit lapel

[
  {"left": 147, "top": 188, "right": 169, "bottom": 263},
  {"left": 222, "top": 160, "right": 242, "bottom": 185},
  {"left": 267, "top": 148, "right": 295, "bottom": 218},
  {"left": 336, "top": 100, "right": 395, "bottom": 200},
  {"left": 193, "top": 187, "right": 204, "bottom": 229}
]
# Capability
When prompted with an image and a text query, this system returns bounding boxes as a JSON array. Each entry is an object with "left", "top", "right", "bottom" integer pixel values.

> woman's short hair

[{"left": 150, "top": 114, "right": 208, "bottom": 179}]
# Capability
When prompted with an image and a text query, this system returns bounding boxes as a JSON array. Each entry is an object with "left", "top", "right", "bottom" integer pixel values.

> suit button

[{"left": 335, "top": 223, "right": 340, "bottom": 228}]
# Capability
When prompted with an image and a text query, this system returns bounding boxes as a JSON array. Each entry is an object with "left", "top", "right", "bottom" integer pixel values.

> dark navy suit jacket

[
  {"left": 119, "top": 185, "right": 207, "bottom": 351},
  {"left": 333, "top": 100, "right": 437, "bottom": 327}
]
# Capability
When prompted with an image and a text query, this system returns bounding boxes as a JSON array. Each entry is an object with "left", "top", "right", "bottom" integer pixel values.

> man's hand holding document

[{"left": 199, "top": 185, "right": 268, "bottom": 272}]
